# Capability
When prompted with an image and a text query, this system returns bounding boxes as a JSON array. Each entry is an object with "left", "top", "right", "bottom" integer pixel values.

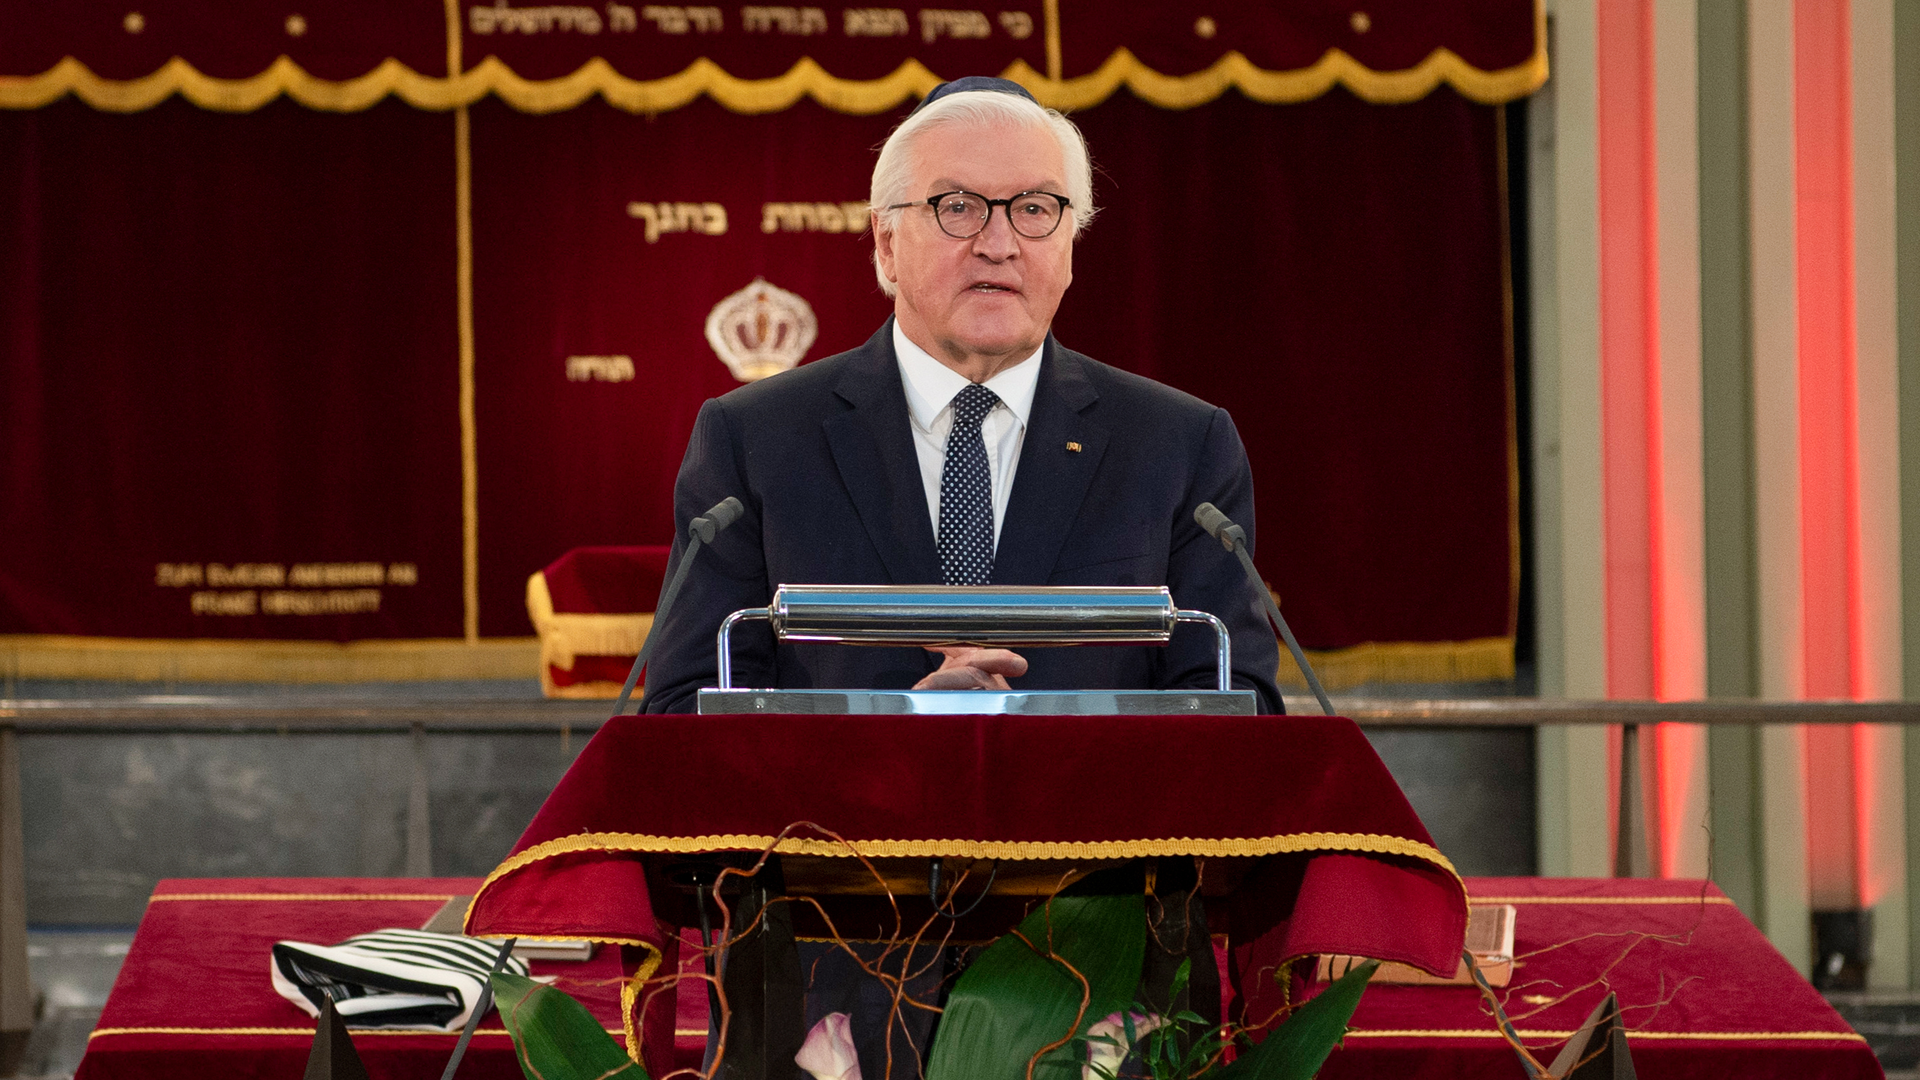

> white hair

[{"left": 869, "top": 90, "right": 1095, "bottom": 297}]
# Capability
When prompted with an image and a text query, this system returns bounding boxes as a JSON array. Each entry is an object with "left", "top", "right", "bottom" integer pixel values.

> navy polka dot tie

[{"left": 938, "top": 383, "right": 1000, "bottom": 586}]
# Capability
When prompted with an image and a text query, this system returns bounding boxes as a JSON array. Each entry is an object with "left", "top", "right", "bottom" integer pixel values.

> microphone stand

[
  {"left": 611, "top": 497, "right": 744, "bottom": 716},
  {"left": 442, "top": 497, "right": 741, "bottom": 1079},
  {"left": 1193, "top": 503, "right": 1334, "bottom": 716},
  {"left": 438, "top": 936, "right": 518, "bottom": 1080}
]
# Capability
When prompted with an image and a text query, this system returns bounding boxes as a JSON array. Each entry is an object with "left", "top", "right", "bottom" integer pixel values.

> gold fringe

[
  {"left": 0, "top": 634, "right": 538, "bottom": 683},
  {"left": 525, "top": 571, "right": 654, "bottom": 698},
  {"left": 525, "top": 573, "right": 655, "bottom": 666},
  {"left": 537, "top": 678, "right": 636, "bottom": 700},
  {"left": 617, "top": 947, "right": 665, "bottom": 1064},
  {"left": 0, "top": 34, "right": 1546, "bottom": 116},
  {"left": 1278, "top": 637, "right": 1515, "bottom": 691}
]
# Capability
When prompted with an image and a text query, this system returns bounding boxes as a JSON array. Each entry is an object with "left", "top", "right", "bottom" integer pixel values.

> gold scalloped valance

[
  {"left": 0, "top": 48, "right": 1546, "bottom": 115},
  {"left": 0, "top": 1, "right": 1545, "bottom": 115}
]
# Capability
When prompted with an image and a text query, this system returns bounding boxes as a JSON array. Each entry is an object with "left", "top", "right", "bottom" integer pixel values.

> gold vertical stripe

[
  {"left": 1043, "top": 0, "right": 1062, "bottom": 82},
  {"left": 456, "top": 104, "right": 478, "bottom": 645},
  {"left": 444, "top": 0, "right": 462, "bottom": 77},
  {"left": 447, "top": 0, "right": 480, "bottom": 644}
]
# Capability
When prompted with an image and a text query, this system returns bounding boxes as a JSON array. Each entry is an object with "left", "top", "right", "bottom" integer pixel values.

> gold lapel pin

[{"left": 1066, "top": 441, "right": 1083, "bottom": 453}]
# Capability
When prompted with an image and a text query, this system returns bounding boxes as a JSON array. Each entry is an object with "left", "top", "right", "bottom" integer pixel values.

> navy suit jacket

[{"left": 642, "top": 321, "right": 1285, "bottom": 714}]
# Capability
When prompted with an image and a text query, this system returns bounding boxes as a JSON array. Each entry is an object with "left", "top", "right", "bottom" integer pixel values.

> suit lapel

[
  {"left": 993, "top": 339, "right": 1108, "bottom": 585},
  {"left": 822, "top": 322, "right": 943, "bottom": 585}
]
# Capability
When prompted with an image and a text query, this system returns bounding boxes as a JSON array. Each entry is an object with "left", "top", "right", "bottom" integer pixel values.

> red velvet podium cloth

[
  {"left": 1322, "top": 877, "right": 1882, "bottom": 1079},
  {"left": 466, "top": 713, "right": 1469, "bottom": 1070},
  {"left": 74, "top": 878, "right": 643, "bottom": 1080}
]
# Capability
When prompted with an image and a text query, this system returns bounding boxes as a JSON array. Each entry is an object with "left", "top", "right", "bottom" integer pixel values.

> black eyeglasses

[{"left": 887, "top": 190, "right": 1073, "bottom": 240}]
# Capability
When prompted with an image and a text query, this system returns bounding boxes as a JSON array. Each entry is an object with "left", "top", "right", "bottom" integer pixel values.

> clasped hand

[{"left": 911, "top": 646, "right": 1028, "bottom": 690}]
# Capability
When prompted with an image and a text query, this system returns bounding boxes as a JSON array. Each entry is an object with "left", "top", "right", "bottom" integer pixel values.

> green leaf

[
  {"left": 1211, "top": 960, "right": 1377, "bottom": 1080},
  {"left": 1169, "top": 957, "right": 1192, "bottom": 1004},
  {"left": 490, "top": 971, "right": 649, "bottom": 1080},
  {"left": 927, "top": 878, "right": 1147, "bottom": 1080}
]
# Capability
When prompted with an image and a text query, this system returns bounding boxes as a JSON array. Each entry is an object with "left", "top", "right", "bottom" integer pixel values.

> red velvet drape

[
  {"left": 0, "top": 98, "right": 464, "bottom": 639},
  {"left": 1, "top": 63, "right": 1514, "bottom": 650}
]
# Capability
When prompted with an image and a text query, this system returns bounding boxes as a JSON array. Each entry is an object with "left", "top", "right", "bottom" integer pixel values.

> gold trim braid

[
  {"left": 618, "top": 948, "right": 664, "bottom": 1065},
  {"left": 485, "top": 828, "right": 1457, "bottom": 874},
  {"left": 0, "top": 36, "right": 1546, "bottom": 116},
  {"left": 469, "top": 829, "right": 1462, "bottom": 935}
]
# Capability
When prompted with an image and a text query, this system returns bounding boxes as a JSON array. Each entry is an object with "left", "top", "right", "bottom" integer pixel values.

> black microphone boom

[
  {"left": 1193, "top": 502, "right": 1334, "bottom": 716},
  {"left": 611, "top": 496, "right": 745, "bottom": 716},
  {"left": 437, "top": 935, "right": 518, "bottom": 1080}
]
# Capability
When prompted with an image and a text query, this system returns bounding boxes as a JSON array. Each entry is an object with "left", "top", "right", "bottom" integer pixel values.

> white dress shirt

[{"left": 893, "top": 320, "right": 1043, "bottom": 546}]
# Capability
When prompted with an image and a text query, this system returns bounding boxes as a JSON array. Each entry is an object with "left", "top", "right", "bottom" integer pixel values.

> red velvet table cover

[
  {"left": 467, "top": 713, "right": 1469, "bottom": 1068},
  {"left": 1320, "top": 877, "right": 1882, "bottom": 1079},
  {"left": 73, "top": 878, "right": 651, "bottom": 1080},
  {"left": 75, "top": 876, "right": 1878, "bottom": 1080}
]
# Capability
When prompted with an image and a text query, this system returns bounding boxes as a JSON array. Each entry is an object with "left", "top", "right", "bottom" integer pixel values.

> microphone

[
  {"left": 688, "top": 496, "right": 744, "bottom": 543},
  {"left": 612, "top": 496, "right": 746, "bottom": 715},
  {"left": 1193, "top": 502, "right": 1334, "bottom": 716}
]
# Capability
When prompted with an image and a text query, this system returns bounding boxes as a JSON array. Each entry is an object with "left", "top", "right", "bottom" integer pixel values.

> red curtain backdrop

[
  {"left": 0, "top": 98, "right": 465, "bottom": 639},
  {"left": 0, "top": 2, "right": 1527, "bottom": 651},
  {"left": 1057, "top": 90, "right": 1513, "bottom": 646}
]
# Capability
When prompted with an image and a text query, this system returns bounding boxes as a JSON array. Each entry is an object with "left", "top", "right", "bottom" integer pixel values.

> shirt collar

[{"left": 894, "top": 319, "right": 1043, "bottom": 432}]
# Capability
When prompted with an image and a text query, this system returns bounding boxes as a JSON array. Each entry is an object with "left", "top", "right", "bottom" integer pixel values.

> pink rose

[
  {"left": 796, "top": 1011, "right": 862, "bottom": 1080},
  {"left": 1084, "top": 1011, "right": 1167, "bottom": 1080}
]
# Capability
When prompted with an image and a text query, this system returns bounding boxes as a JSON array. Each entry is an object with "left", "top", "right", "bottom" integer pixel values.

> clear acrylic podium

[{"left": 695, "top": 584, "right": 1256, "bottom": 715}]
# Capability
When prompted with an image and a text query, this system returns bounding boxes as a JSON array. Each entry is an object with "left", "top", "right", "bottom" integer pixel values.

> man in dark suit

[
  {"left": 642, "top": 76, "right": 1283, "bottom": 715},
  {"left": 640, "top": 77, "right": 1285, "bottom": 1077}
]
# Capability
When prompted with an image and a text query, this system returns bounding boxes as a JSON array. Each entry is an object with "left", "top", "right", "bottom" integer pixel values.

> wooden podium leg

[{"left": 712, "top": 855, "right": 804, "bottom": 1080}]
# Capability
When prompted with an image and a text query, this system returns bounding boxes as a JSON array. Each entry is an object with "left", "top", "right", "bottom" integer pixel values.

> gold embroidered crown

[{"left": 704, "top": 277, "right": 818, "bottom": 382}]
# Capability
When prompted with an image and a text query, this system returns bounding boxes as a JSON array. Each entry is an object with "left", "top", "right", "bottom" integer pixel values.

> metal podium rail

[{"left": 696, "top": 584, "right": 1258, "bottom": 715}]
